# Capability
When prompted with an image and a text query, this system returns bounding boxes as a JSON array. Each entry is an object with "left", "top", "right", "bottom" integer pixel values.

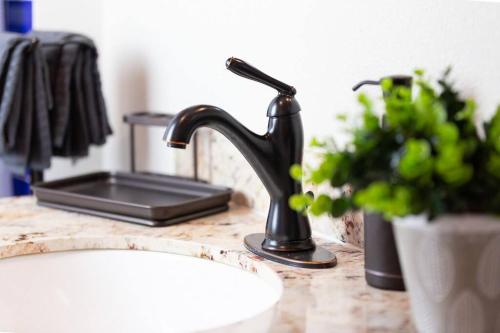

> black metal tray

[{"left": 33, "top": 172, "right": 232, "bottom": 227}]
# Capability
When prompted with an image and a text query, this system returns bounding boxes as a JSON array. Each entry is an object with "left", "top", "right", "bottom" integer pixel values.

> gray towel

[
  {"left": 0, "top": 38, "right": 30, "bottom": 152},
  {"left": 2, "top": 51, "right": 32, "bottom": 168},
  {"left": 0, "top": 32, "right": 24, "bottom": 77},
  {"left": 31, "top": 31, "right": 112, "bottom": 154},
  {"left": 0, "top": 30, "right": 111, "bottom": 171},
  {"left": 0, "top": 38, "right": 52, "bottom": 171},
  {"left": 29, "top": 46, "right": 53, "bottom": 170}
]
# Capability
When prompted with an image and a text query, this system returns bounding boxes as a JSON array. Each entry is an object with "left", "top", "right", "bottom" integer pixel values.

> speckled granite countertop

[{"left": 0, "top": 197, "right": 414, "bottom": 332}]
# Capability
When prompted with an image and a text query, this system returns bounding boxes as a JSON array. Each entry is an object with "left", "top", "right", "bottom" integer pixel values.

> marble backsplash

[{"left": 176, "top": 129, "right": 364, "bottom": 248}]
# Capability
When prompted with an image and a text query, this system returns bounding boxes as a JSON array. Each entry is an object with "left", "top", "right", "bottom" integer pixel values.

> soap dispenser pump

[
  {"left": 352, "top": 75, "right": 412, "bottom": 291},
  {"left": 352, "top": 75, "right": 412, "bottom": 93}
]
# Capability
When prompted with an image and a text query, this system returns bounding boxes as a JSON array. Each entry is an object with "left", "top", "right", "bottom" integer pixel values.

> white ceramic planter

[{"left": 393, "top": 214, "right": 500, "bottom": 333}]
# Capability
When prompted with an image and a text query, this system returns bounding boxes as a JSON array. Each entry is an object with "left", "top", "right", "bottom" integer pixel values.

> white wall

[{"left": 35, "top": 0, "right": 500, "bottom": 178}]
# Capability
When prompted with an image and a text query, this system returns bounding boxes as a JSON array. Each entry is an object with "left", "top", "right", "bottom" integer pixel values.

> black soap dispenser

[{"left": 352, "top": 75, "right": 412, "bottom": 291}]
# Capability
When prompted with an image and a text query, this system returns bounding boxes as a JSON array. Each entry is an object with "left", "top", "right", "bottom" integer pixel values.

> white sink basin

[{"left": 0, "top": 250, "right": 282, "bottom": 333}]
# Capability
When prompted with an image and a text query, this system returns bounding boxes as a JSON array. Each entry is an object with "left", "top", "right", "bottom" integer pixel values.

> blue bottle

[
  {"left": 4, "top": 0, "right": 32, "bottom": 33},
  {"left": 3, "top": 0, "right": 33, "bottom": 196}
]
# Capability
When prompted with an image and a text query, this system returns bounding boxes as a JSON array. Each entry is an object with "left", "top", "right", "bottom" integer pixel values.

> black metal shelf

[{"left": 123, "top": 111, "right": 199, "bottom": 180}]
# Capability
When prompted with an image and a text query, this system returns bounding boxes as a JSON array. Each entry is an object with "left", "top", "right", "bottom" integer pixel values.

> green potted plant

[{"left": 290, "top": 69, "right": 500, "bottom": 332}]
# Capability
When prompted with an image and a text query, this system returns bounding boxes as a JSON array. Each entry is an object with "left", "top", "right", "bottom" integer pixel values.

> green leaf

[
  {"left": 336, "top": 114, "right": 348, "bottom": 122},
  {"left": 455, "top": 99, "right": 476, "bottom": 122},
  {"left": 398, "top": 139, "right": 433, "bottom": 181},
  {"left": 487, "top": 106, "right": 500, "bottom": 153},
  {"left": 289, "top": 193, "right": 313, "bottom": 213},
  {"left": 354, "top": 182, "right": 418, "bottom": 219},
  {"left": 309, "top": 137, "right": 326, "bottom": 148},
  {"left": 435, "top": 145, "right": 473, "bottom": 186},
  {"left": 363, "top": 109, "right": 379, "bottom": 131},
  {"left": 414, "top": 69, "right": 425, "bottom": 76},
  {"left": 353, "top": 182, "right": 391, "bottom": 214},
  {"left": 381, "top": 78, "right": 393, "bottom": 92},
  {"left": 487, "top": 152, "right": 500, "bottom": 178},
  {"left": 436, "top": 123, "right": 459, "bottom": 144},
  {"left": 309, "top": 194, "right": 333, "bottom": 216},
  {"left": 289, "top": 164, "right": 303, "bottom": 181},
  {"left": 389, "top": 186, "right": 415, "bottom": 217},
  {"left": 358, "top": 93, "right": 373, "bottom": 112},
  {"left": 331, "top": 197, "right": 351, "bottom": 217},
  {"left": 309, "top": 152, "right": 350, "bottom": 186},
  {"left": 383, "top": 84, "right": 415, "bottom": 130}
]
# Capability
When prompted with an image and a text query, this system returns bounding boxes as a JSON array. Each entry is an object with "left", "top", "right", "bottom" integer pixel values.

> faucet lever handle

[{"left": 226, "top": 57, "right": 296, "bottom": 96}]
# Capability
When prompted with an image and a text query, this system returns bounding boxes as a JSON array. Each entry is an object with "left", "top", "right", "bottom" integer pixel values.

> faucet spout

[{"left": 164, "top": 105, "right": 278, "bottom": 192}]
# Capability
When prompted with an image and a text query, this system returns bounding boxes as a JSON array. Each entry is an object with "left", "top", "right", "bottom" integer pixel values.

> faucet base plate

[{"left": 244, "top": 233, "right": 337, "bottom": 269}]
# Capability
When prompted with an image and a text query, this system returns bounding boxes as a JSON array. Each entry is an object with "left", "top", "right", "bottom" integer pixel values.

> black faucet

[{"left": 164, "top": 58, "right": 336, "bottom": 268}]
